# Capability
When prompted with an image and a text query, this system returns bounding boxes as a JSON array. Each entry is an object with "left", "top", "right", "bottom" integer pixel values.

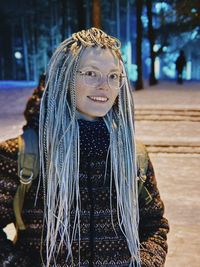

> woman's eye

[
  {"left": 85, "top": 71, "right": 96, "bottom": 77},
  {"left": 110, "top": 73, "right": 119, "bottom": 80}
]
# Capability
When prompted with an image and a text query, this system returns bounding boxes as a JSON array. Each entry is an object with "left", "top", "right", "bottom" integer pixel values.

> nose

[{"left": 97, "top": 76, "right": 109, "bottom": 90}]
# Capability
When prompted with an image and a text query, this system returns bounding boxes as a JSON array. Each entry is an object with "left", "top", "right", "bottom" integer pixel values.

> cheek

[
  {"left": 111, "top": 89, "right": 120, "bottom": 103},
  {"left": 76, "top": 90, "right": 85, "bottom": 110}
]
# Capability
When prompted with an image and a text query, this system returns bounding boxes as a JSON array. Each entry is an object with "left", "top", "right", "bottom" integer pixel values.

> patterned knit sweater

[{"left": 0, "top": 118, "right": 169, "bottom": 267}]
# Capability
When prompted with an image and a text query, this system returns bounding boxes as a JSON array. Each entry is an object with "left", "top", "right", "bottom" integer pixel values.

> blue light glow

[
  {"left": 162, "top": 62, "right": 176, "bottom": 79},
  {"left": 191, "top": 8, "right": 197, "bottom": 13},
  {"left": 14, "top": 51, "right": 22, "bottom": 59},
  {"left": 191, "top": 30, "right": 198, "bottom": 40},
  {"left": 0, "top": 81, "right": 37, "bottom": 89},
  {"left": 122, "top": 42, "right": 137, "bottom": 81},
  {"left": 153, "top": 44, "right": 161, "bottom": 52},
  {"left": 186, "top": 61, "right": 192, "bottom": 80},
  {"left": 163, "top": 46, "right": 168, "bottom": 52},
  {"left": 155, "top": 57, "right": 160, "bottom": 79},
  {"left": 155, "top": 2, "right": 169, "bottom": 13}
]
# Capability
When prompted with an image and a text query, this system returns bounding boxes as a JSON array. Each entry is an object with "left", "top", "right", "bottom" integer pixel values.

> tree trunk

[
  {"left": 77, "top": 0, "right": 86, "bottom": 31},
  {"left": 50, "top": 0, "right": 53, "bottom": 52},
  {"left": 1, "top": 58, "right": 5, "bottom": 80},
  {"left": 61, "top": 0, "right": 67, "bottom": 40},
  {"left": 31, "top": 17, "right": 37, "bottom": 82},
  {"left": 146, "top": 0, "right": 157, "bottom": 85},
  {"left": 116, "top": 0, "right": 120, "bottom": 39},
  {"left": 21, "top": 17, "right": 30, "bottom": 81},
  {"left": 126, "top": 0, "right": 132, "bottom": 75},
  {"left": 54, "top": 1, "right": 60, "bottom": 45},
  {"left": 30, "top": 0, "right": 38, "bottom": 81},
  {"left": 85, "top": 0, "right": 91, "bottom": 28},
  {"left": 66, "top": 0, "right": 71, "bottom": 36},
  {"left": 135, "top": 0, "right": 144, "bottom": 90},
  {"left": 92, "top": 0, "right": 101, "bottom": 28},
  {"left": 11, "top": 23, "right": 16, "bottom": 80},
  {"left": 126, "top": 0, "right": 130, "bottom": 43}
]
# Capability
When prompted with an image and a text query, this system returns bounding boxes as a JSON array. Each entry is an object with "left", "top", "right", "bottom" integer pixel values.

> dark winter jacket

[{"left": 0, "top": 82, "right": 169, "bottom": 267}]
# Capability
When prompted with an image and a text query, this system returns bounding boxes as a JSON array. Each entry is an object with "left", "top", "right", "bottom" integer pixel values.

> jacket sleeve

[
  {"left": 139, "top": 159, "right": 169, "bottom": 267},
  {"left": 0, "top": 78, "right": 44, "bottom": 266},
  {"left": 0, "top": 138, "right": 33, "bottom": 266}
]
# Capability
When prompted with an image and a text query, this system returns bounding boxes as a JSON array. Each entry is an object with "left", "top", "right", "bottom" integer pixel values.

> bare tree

[
  {"left": 92, "top": 0, "right": 101, "bottom": 28},
  {"left": 116, "top": 0, "right": 120, "bottom": 38},
  {"left": 77, "top": 0, "right": 86, "bottom": 30},
  {"left": 61, "top": 0, "right": 67, "bottom": 40},
  {"left": 135, "top": 0, "right": 144, "bottom": 90},
  {"left": 146, "top": 0, "right": 157, "bottom": 85},
  {"left": 11, "top": 23, "right": 16, "bottom": 80},
  {"left": 21, "top": 17, "right": 30, "bottom": 81},
  {"left": 126, "top": 0, "right": 130, "bottom": 43},
  {"left": 85, "top": 0, "right": 91, "bottom": 28}
]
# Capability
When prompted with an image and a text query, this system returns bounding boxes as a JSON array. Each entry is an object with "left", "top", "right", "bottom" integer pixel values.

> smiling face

[{"left": 75, "top": 47, "right": 121, "bottom": 121}]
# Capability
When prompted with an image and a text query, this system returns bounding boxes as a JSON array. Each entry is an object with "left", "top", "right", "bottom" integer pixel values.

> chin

[
  {"left": 92, "top": 107, "right": 113, "bottom": 117},
  {"left": 92, "top": 111, "right": 108, "bottom": 118}
]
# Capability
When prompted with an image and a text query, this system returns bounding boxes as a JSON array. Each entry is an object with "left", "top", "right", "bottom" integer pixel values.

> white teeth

[{"left": 89, "top": 96, "right": 108, "bottom": 102}]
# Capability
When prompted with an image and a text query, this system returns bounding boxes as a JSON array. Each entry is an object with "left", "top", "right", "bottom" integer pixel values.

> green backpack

[
  {"left": 13, "top": 129, "right": 152, "bottom": 231},
  {"left": 13, "top": 129, "right": 39, "bottom": 230},
  {"left": 136, "top": 140, "right": 152, "bottom": 204}
]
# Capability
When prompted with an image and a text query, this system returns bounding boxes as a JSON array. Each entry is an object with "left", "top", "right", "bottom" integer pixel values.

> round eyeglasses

[{"left": 77, "top": 69, "right": 126, "bottom": 90}]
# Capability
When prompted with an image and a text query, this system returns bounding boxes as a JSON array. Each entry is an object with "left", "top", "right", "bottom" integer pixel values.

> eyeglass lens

[{"left": 83, "top": 70, "right": 124, "bottom": 89}]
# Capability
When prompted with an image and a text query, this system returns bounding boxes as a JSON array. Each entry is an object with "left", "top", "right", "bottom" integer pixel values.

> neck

[{"left": 76, "top": 110, "right": 100, "bottom": 122}]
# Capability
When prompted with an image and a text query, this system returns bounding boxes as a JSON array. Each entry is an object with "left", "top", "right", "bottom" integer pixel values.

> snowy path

[{"left": 0, "top": 86, "right": 34, "bottom": 140}]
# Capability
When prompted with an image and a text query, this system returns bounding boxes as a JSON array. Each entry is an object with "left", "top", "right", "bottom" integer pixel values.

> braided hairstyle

[
  {"left": 39, "top": 28, "right": 140, "bottom": 267},
  {"left": 23, "top": 73, "right": 45, "bottom": 131}
]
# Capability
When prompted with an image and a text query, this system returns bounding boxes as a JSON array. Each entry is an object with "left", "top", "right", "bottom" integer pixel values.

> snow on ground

[
  {"left": 133, "top": 80, "right": 200, "bottom": 107},
  {"left": 0, "top": 84, "right": 35, "bottom": 141}
]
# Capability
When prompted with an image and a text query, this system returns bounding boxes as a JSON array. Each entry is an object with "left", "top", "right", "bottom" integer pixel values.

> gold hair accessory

[{"left": 70, "top": 28, "right": 122, "bottom": 59}]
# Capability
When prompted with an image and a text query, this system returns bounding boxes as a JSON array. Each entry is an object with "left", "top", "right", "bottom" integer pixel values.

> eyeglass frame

[{"left": 76, "top": 69, "right": 127, "bottom": 90}]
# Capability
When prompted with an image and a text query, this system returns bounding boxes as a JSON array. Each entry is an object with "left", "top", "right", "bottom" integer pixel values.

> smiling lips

[{"left": 87, "top": 96, "right": 109, "bottom": 103}]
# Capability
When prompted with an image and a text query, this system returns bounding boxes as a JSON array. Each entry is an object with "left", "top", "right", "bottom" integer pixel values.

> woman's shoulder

[
  {"left": 0, "top": 138, "right": 19, "bottom": 227},
  {"left": 135, "top": 140, "right": 149, "bottom": 166},
  {"left": 0, "top": 137, "right": 19, "bottom": 182},
  {"left": 0, "top": 137, "right": 19, "bottom": 160},
  {"left": 135, "top": 139, "right": 148, "bottom": 154}
]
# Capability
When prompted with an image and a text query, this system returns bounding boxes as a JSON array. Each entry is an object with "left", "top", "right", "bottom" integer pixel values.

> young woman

[{"left": 0, "top": 28, "right": 169, "bottom": 267}]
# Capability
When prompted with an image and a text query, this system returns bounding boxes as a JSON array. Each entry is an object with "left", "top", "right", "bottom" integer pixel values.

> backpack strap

[
  {"left": 136, "top": 140, "right": 152, "bottom": 205},
  {"left": 13, "top": 129, "right": 39, "bottom": 230}
]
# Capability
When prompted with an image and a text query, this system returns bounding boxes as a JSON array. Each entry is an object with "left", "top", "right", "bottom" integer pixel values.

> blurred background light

[{"left": 14, "top": 51, "right": 22, "bottom": 60}]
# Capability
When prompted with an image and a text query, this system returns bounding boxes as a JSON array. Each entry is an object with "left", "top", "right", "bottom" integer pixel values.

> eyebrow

[{"left": 81, "top": 65, "right": 120, "bottom": 72}]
